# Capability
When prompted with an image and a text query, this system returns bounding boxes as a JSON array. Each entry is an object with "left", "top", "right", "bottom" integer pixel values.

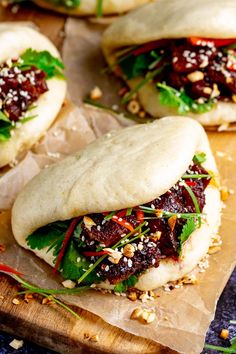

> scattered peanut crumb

[
  {"left": 41, "top": 297, "right": 53, "bottom": 305},
  {"left": 220, "top": 186, "right": 229, "bottom": 201},
  {"left": 127, "top": 292, "right": 137, "bottom": 301},
  {"left": 90, "top": 86, "right": 102, "bottom": 100},
  {"left": 83, "top": 333, "right": 99, "bottom": 342},
  {"left": 130, "top": 307, "right": 156, "bottom": 324},
  {"left": 127, "top": 99, "right": 140, "bottom": 114},
  {"left": 208, "top": 246, "right": 221, "bottom": 255},
  {"left": 62, "top": 279, "right": 76, "bottom": 289},
  {"left": 219, "top": 329, "right": 229, "bottom": 340},
  {"left": 89, "top": 334, "right": 99, "bottom": 342},
  {"left": 9, "top": 339, "right": 24, "bottom": 350},
  {"left": 218, "top": 123, "right": 229, "bottom": 132},
  {"left": 12, "top": 298, "right": 20, "bottom": 305}
]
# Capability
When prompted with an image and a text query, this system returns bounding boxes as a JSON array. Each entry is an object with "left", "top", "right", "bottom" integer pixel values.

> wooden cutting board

[{"left": 0, "top": 4, "right": 175, "bottom": 354}]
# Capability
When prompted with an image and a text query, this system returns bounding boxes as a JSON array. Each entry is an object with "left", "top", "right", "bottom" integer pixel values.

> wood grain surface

[{"left": 0, "top": 4, "right": 233, "bottom": 354}]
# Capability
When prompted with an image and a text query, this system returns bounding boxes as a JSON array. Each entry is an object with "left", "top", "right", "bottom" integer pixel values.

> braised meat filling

[
  {"left": 117, "top": 38, "right": 236, "bottom": 113},
  {"left": 0, "top": 60, "right": 48, "bottom": 122},
  {"left": 75, "top": 162, "right": 210, "bottom": 284}
]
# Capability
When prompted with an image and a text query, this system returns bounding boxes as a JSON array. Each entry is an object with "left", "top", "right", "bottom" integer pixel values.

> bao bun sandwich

[
  {"left": 0, "top": 24, "right": 66, "bottom": 168},
  {"left": 32, "top": 0, "right": 152, "bottom": 16},
  {"left": 102, "top": 0, "right": 236, "bottom": 126},
  {"left": 12, "top": 117, "right": 221, "bottom": 292}
]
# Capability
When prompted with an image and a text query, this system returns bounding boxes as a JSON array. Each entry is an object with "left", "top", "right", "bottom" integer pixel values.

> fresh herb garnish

[
  {"left": 19, "top": 49, "right": 64, "bottom": 79},
  {"left": 96, "top": 0, "right": 103, "bottom": 17},
  {"left": 0, "top": 111, "right": 12, "bottom": 142},
  {"left": 157, "top": 83, "right": 214, "bottom": 114},
  {"left": 182, "top": 174, "right": 210, "bottom": 179},
  {"left": 26, "top": 221, "right": 70, "bottom": 257},
  {"left": 114, "top": 275, "right": 138, "bottom": 293},
  {"left": 138, "top": 206, "right": 203, "bottom": 219},
  {"left": 122, "top": 65, "right": 166, "bottom": 104},
  {"left": 181, "top": 181, "right": 201, "bottom": 226},
  {"left": 193, "top": 152, "right": 207, "bottom": 164},
  {"left": 178, "top": 218, "right": 196, "bottom": 253},
  {"left": 204, "top": 344, "right": 236, "bottom": 353}
]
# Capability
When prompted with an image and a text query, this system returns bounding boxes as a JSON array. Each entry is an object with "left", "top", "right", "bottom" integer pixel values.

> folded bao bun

[
  {"left": 12, "top": 117, "right": 221, "bottom": 290},
  {"left": 33, "top": 0, "right": 151, "bottom": 16},
  {"left": 0, "top": 24, "right": 66, "bottom": 167},
  {"left": 102, "top": 0, "right": 236, "bottom": 126}
]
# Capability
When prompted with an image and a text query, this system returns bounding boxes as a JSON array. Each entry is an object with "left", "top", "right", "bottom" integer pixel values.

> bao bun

[
  {"left": 0, "top": 24, "right": 66, "bottom": 167},
  {"left": 102, "top": 0, "right": 236, "bottom": 126},
  {"left": 12, "top": 117, "right": 221, "bottom": 290}
]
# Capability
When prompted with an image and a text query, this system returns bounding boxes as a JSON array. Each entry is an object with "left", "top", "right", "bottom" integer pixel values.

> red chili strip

[
  {"left": 188, "top": 37, "right": 236, "bottom": 47},
  {"left": 0, "top": 263, "right": 23, "bottom": 276},
  {"left": 185, "top": 181, "right": 196, "bottom": 187},
  {"left": 116, "top": 209, "right": 127, "bottom": 218},
  {"left": 82, "top": 251, "right": 109, "bottom": 257},
  {"left": 136, "top": 210, "right": 144, "bottom": 222},
  {"left": 111, "top": 215, "right": 134, "bottom": 232},
  {"left": 54, "top": 216, "right": 81, "bottom": 274}
]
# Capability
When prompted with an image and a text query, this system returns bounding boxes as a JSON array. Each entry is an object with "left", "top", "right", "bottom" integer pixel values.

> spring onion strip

[
  {"left": 138, "top": 206, "right": 203, "bottom": 219},
  {"left": 182, "top": 174, "right": 210, "bottom": 179},
  {"left": 104, "top": 211, "right": 117, "bottom": 220},
  {"left": 96, "top": 0, "right": 103, "bottom": 17},
  {"left": 181, "top": 181, "right": 202, "bottom": 226},
  {"left": 230, "top": 320, "right": 236, "bottom": 324},
  {"left": 204, "top": 344, "right": 236, "bottom": 353},
  {"left": 121, "top": 66, "right": 166, "bottom": 104}
]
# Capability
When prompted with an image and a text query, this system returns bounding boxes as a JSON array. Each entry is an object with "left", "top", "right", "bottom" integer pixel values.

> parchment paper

[{"left": 0, "top": 18, "right": 236, "bottom": 354}]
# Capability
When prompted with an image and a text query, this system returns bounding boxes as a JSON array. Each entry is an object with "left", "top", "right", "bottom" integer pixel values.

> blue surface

[{"left": 0, "top": 268, "right": 235, "bottom": 354}]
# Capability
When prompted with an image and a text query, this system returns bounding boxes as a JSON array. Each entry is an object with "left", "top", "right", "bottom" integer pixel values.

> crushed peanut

[
  {"left": 187, "top": 71, "right": 204, "bottom": 82},
  {"left": 42, "top": 297, "right": 53, "bottom": 305},
  {"left": 208, "top": 246, "right": 221, "bottom": 255},
  {"left": 127, "top": 99, "right": 140, "bottom": 114},
  {"left": 89, "top": 334, "right": 99, "bottom": 342},
  {"left": 83, "top": 216, "right": 96, "bottom": 231},
  {"left": 168, "top": 215, "right": 177, "bottom": 231},
  {"left": 219, "top": 329, "right": 229, "bottom": 340},
  {"left": 12, "top": 298, "right": 21, "bottom": 305},
  {"left": 104, "top": 248, "right": 122, "bottom": 264},
  {"left": 203, "top": 87, "right": 212, "bottom": 95},
  {"left": 130, "top": 307, "right": 156, "bottom": 324},
  {"left": 9, "top": 339, "right": 24, "bottom": 350},
  {"left": 123, "top": 244, "right": 135, "bottom": 258},
  {"left": 62, "top": 279, "right": 76, "bottom": 289},
  {"left": 220, "top": 186, "right": 229, "bottom": 201},
  {"left": 127, "top": 292, "right": 137, "bottom": 301},
  {"left": 89, "top": 86, "right": 102, "bottom": 100}
]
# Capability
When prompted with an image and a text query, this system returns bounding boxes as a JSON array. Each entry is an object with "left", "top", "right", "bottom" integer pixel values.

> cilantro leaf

[
  {"left": 0, "top": 111, "right": 12, "bottom": 142},
  {"left": 193, "top": 152, "right": 207, "bottom": 164},
  {"left": 119, "top": 50, "right": 164, "bottom": 80},
  {"left": 19, "top": 49, "right": 64, "bottom": 79},
  {"left": 26, "top": 221, "right": 69, "bottom": 252},
  {"left": 114, "top": 275, "right": 138, "bottom": 293},
  {"left": 60, "top": 242, "right": 100, "bottom": 284},
  {"left": 178, "top": 218, "right": 196, "bottom": 253},
  {"left": 157, "top": 83, "right": 214, "bottom": 114}
]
